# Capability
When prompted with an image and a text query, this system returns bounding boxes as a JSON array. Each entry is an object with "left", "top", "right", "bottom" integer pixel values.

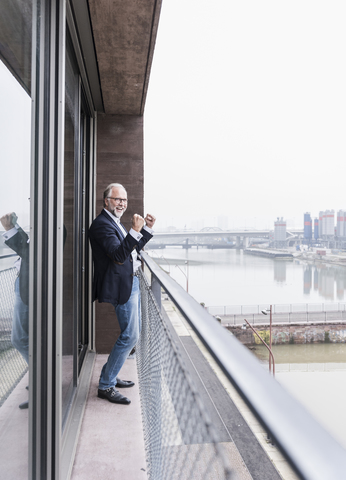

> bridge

[{"left": 150, "top": 228, "right": 304, "bottom": 248}]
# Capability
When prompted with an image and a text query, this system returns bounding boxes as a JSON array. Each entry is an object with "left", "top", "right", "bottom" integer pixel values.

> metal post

[
  {"left": 269, "top": 305, "right": 272, "bottom": 373},
  {"left": 244, "top": 318, "right": 275, "bottom": 377},
  {"left": 185, "top": 260, "right": 189, "bottom": 292}
]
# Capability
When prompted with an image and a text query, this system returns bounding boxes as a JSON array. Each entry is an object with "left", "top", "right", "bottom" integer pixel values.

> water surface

[
  {"left": 253, "top": 343, "right": 346, "bottom": 448},
  {"left": 151, "top": 248, "right": 346, "bottom": 307}
]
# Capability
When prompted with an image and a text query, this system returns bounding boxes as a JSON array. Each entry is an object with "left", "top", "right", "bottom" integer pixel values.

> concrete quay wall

[{"left": 227, "top": 322, "right": 346, "bottom": 345}]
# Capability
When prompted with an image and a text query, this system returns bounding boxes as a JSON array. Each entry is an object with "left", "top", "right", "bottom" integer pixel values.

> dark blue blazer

[
  {"left": 5, "top": 228, "right": 29, "bottom": 305},
  {"left": 88, "top": 209, "right": 153, "bottom": 305}
]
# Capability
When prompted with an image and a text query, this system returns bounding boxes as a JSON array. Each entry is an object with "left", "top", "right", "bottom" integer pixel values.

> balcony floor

[{"left": 71, "top": 354, "right": 147, "bottom": 480}]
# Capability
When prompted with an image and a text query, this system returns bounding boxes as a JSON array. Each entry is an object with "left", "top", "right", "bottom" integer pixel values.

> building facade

[{"left": 0, "top": 1, "right": 162, "bottom": 478}]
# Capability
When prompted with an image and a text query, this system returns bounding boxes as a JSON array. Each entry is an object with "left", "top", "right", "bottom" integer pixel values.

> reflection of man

[
  {"left": 1, "top": 212, "right": 29, "bottom": 409},
  {"left": 89, "top": 183, "right": 155, "bottom": 405}
]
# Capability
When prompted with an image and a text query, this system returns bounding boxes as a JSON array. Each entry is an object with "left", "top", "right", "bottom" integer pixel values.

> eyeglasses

[{"left": 107, "top": 197, "right": 128, "bottom": 204}]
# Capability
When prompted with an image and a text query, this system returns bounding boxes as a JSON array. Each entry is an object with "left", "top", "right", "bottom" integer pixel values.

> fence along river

[{"left": 207, "top": 302, "right": 346, "bottom": 325}]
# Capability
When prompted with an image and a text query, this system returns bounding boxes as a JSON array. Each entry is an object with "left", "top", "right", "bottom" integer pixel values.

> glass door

[{"left": 62, "top": 31, "right": 92, "bottom": 428}]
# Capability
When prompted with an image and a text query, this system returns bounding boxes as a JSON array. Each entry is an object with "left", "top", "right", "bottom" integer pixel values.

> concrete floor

[
  {"left": 70, "top": 355, "right": 148, "bottom": 480},
  {"left": 0, "top": 372, "right": 29, "bottom": 479}
]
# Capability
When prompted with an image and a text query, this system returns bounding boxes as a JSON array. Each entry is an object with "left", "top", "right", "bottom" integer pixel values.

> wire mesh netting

[
  {"left": 137, "top": 271, "right": 234, "bottom": 480},
  {"left": 0, "top": 268, "right": 28, "bottom": 407}
]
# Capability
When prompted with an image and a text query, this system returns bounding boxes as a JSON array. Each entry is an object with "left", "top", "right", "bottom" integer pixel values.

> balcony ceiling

[{"left": 88, "top": 0, "right": 162, "bottom": 115}]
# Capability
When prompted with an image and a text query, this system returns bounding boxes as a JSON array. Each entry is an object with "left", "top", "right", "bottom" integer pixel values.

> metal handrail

[
  {"left": 141, "top": 251, "right": 346, "bottom": 480},
  {"left": 0, "top": 254, "right": 17, "bottom": 260}
]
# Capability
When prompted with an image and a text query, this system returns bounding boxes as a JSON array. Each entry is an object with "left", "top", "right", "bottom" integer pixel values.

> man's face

[{"left": 105, "top": 187, "right": 128, "bottom": 218}]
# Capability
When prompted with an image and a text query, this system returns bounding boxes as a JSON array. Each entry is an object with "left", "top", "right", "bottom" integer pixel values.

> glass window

[
  {"left": 62, "top": 41, "right": 78, "bottom": 425},
  {"left": 0, "top": 2, "right": 32, "bottom": 478},
  {"left": 62, "top": 33, "right": 92, "bottom": 427}
]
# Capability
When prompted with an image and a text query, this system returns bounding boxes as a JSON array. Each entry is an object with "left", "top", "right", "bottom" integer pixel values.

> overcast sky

[
  {"left": 0, "top": 60, "right": 31, "bottom": 228},
  {"left": 144, "top": 1, "right": 346, "bottom": 230}
]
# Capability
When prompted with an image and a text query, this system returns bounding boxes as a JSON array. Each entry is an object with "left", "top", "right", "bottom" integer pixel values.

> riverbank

[
  {"left": 294, "top": 249, "right": 346, "bottom": 267},
  {"left": 244, "top": 246, "right": 346, "bottom": 267},
  {"left": 227, "top": 322, "right": 346, "bottom": 346},
  {"left": 244, "top": 247, "right": 293, "bottom": 259}
]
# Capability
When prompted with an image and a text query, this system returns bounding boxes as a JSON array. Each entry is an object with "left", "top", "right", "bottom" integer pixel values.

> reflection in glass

[
  {"left": 0, "top": 2, "right": 32, "bottom": 475},
  {"left": 62, "top": 46, "right": 77, "bottom": 424}
]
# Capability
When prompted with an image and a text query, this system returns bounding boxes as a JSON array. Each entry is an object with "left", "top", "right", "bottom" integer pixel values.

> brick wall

[{"left": 94, "top": 113, "right": 144, "bottom": 353}]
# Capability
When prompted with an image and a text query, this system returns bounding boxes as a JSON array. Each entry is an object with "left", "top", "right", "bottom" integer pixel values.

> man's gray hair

[{"left": 103, "top": 183, "right": 127, "bottom": 207}]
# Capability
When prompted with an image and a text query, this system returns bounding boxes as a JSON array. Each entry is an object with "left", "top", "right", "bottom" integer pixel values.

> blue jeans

[
  {"left": 12, "top": 276, "right": 29, "bottom": 364},
  {"left": 99, "top": 276, "right": 141, "bottom": 390}
]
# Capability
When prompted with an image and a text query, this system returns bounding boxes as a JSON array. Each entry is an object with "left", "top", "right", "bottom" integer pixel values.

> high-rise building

[
  {"left": 319, "top": 210, "right": 335, "bottom": 238},
  {"left": 304, "top": 213, "right": 312, "bottom": 240},
  {"left": 319, "top": 211, "right": 324, "bottom": 237},
  {"left": 314, "top": 218, "right": 319, "bottom": 240},
  {"left": 274, "top": 217, "right": 286, "bottom": 247},
  {"left": 337, "top": 210, "right": 345, "bottom": 237},
  {"left": 324, "top": 210, "right": 335, "bottom": 237}
]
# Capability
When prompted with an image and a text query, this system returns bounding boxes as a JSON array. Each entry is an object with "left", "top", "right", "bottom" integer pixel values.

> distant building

[
  {"left": 319, "top": 210, "right": 335, "bottom": 239},
  {"left": 314, "top": 218, "right": 319, "bottom": 240},
  {"left": 304, "top": 213, "right": 312, "bottom": 241},
  {"left": 324, "top": 210, "right": 335, "bottom": 237},
  {"left": 337, "top": 210, "right": 346, "bottom": 237},
  {"left": 274, "top": 217, "right": 286, "bottom": 248},
  {"left": 319, "top": 211, "right": 323, "bottom": 237}
]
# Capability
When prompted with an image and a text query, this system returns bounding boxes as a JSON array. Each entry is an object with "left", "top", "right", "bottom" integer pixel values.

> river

[
  {"left": 255, "top": 343, "right": 346, "bottom": 449},
  {"left": 150, "top": 247, "right": 346, "bottom": 450},
  {"left": 149, "top": 247, "right": 346, "bottom": 307}
]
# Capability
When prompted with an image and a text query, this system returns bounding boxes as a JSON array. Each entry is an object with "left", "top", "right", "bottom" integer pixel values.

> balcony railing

[
  {"left": 138, "top": 251, "right": 346, "bottom": 480},
  {"left": 0, "top": 267, "right": 28, "bottom": 407}
]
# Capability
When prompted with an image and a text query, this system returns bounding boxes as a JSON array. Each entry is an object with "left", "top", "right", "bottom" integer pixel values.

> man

[
  {"left": 89, "top": 183, "right": 155, "bottom": 405},
  {"left": 1, "top": 212, "right": 29, "bottom": 409}
]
